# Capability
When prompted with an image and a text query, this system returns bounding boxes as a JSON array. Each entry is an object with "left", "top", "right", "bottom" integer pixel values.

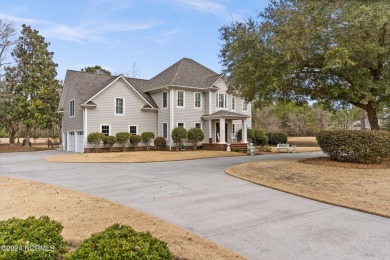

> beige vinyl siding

[
  {"left": 62, "top": 81, "right": 83, "bottom": 132},
  {"left": 87, "top": 78, "right": 157, "bottom": 138},
  {"left": 150, "top": 91, "right": 170, "bottom": 138}
]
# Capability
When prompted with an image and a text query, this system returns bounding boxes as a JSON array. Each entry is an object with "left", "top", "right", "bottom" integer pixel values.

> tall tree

[
  {"left": 0, "top": 79, "right": 21, "bottom": 143},
  {"left": 81, "top": 65, "right": 111, "bottom": 75},
  {"left": 0, "top": 20, "right": 17, "bottom": 76},
  {"left": 220, "top": 0, "right": 390, "bottom": 130},
  {"left": 5, "top": 24, "right": 61, "bottom": 146}
]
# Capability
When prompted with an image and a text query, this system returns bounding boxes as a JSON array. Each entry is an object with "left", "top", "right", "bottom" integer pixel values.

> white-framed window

[
  {"left": 162, "top": 92, "right": 168, "bottom": 108},
  {"left": 129, "top": 125, "right": 138, "bottom": 135},
  {"left": 101, "top": 125, "right": 110, "bottom": 136},
  {"left": 69, "top": 131, "right": 75, "bottom": 136},
  {"left": 194, "top": 92, "right": 201, "bottom": 108},
  {"left": 69, "top": 99, "right": 75, "bottom": 117},
  {"left": 216, "top": 93, "right": 227, "bottom": 109},
  {"left": 232, "top": 96, "right": 236, "bottom": 111},
  {"left": 115, "top": 98, "right": 124, "bottom": 115},
  {"left": 243, "top": 101, "right": 248, "bottom": 111},
  {"left": 232, "top": 123, "right": 236, "bottom": 134},
  {"left": 195, "top": 122, "right": 202, "bottom": 129},
  {"left": 177, "top": 91, "right": 184, "bottom": 107},
  {"left": 162, "top": 122, "right": 168, "bottom": 139},
  {"left": 177, "top": 122, "right": 185, "bottom": 128}
]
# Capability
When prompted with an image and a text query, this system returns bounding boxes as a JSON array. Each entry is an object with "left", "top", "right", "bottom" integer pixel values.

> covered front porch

[{"left": 201, "top": 111, "right": 251, "bottom": 150}]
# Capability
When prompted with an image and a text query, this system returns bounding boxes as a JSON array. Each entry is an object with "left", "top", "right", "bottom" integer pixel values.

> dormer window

[{"left": 216, "top": 93, "right": 227, "bottom": 109}]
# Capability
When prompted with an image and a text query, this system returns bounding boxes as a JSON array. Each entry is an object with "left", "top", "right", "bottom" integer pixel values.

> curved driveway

[{"left": 1, "top": 151, "right": 389, "bottom": 259}]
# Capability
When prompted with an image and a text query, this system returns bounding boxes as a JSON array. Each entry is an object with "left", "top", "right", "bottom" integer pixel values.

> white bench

[{"left": 276, "top": 143, "right": 290, "bottom": 152}]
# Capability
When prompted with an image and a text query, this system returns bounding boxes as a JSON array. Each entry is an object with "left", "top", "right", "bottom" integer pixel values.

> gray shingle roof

[{"left": 202, "top": 110, "right": 250, "bottom": 119}]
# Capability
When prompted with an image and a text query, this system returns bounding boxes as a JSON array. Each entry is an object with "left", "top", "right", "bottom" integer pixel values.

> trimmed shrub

[
  {"left": 316, "top": 130, "right": 390, "bottom": 164},
  {"left": 65, "top": 224, "right": 173, "bottom": 260},
  {"left": 171, "top": 127, "right": 188, "bottom": 151},
  {"left": 103, "top": 135, "right": 116, "bottom": 152},
  {"left": 154, "top": 137, "right": 166, "bottom": 150},
  {"left": 236, "top": 128, "right": 254, "bottom": 142},
  {"left": 141, "top": 132, "right": 155, "bottom": 150},
  {"left": 252, "top": 128, "right": 268, "bottom": 146},
  {"left": 267, "top": 132, "right": 288, "bottom": 145},
  {"left": 0, "top": 216, "right": 67, "bottom": 259},
  {"left": 188, "top": 128, "right": 204, "bottom": 150},
  {"left": 87, "top": 132, "right": 105, "bottom": 152},
  {"left": 116, "top": 132, "right": 131, "bottom": 152},
  {"left": 130, "top": 135, "right": 142, "bottom": 147}
]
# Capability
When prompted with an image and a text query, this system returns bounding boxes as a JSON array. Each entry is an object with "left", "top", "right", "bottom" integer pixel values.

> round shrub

[
  {"left": 252, "top": 128, "right": 268, "bottom": 146},
  {"left": 141, "top": 132, "right": 155, "bottom": 150},
  {"left": 130, "top": 135, "right": 142, "bottom": 147},
  {"left": 267, "top": 132, "right": 288, "bottom": 145},
  {"left": 116, "top": 132, "right": 131, "bottom": 152},
  {"left": 0, "top": 216, "right": 67, "bottom": 259},
  {"left": 171, "top": 127, "right": 188, "bottom": 151},
  {"left": 87, "top": 132, "right": 105, "bottom": 152},
  {"left": 103, "top": 135, "right": 116, "bottom": 152},
  {"left": 187, "top": 128, "right": 204, "bottom": 150},
  {"left": 236, "top": 128, "right": 254, "bottom": 142},
  {"left": 154, "top": 137, "right": 166, "bottom": 150},
  {"left": 65, "top": 224, "right": 173, "bottom": 260},
  {"left": 316, "top": 130, "right": 390, "bottom": 164}
]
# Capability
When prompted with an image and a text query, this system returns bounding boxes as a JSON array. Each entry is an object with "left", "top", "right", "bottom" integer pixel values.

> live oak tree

[
  {"left": 5, "top": 24, "right": 61, "bottom": 146},
  {"left": 219, "top": 0, "right": 390, "bottom": 130},
  {"left": 81, "top": 65, "right": 111, "bottom": 75}
]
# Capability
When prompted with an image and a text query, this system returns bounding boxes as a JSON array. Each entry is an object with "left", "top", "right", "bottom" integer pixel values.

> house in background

[{"left": 58, "top": 58, "right": 251, "bottom": 152}]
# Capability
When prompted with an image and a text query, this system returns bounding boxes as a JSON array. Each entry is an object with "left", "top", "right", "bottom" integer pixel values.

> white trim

[
  {"left": 100, "top": 124, "right": 111, "bottom": 136},
  {"left": 170, "top": 89, "right": 174, "bottom": 149},
  {"left": 83, "top": 108, "right": 88, "bottom": 146},
  {"left": 84, "top": 75, "right": 154, "bottom": 108},
  {"left": 162, "top": 91, "right": 168, "bottom": 109},
  {"left": 177, "top": 122, "right": 185, "bottom": 128},
  {"left": 114, "top": 97, "right": 125, "bottom": 116},
  {"left": 194, "top": 122, "right": 202, "bottom": 129},
  {"left": 69, "top": 99, "right": 75, "bottom": 117},
  {"left": 208, "top": 91, "right": 212, "bottom": 114},
  {"left": 194, "top": 92, "right": 202, "bottom": 109},
  {"left": 208, "top": 74, "right": 224, "bottom": 88},
  {"left": 216, "top": 93, "right": 227, "bottom": 110},
  {"left": 162, "top": 122, "right": 168, "bottom": 139},
  {"left": 129, "top": 125, "right": 138, "bottom": 135},
  {"left": 177, "top": 90, "right": 185, "bottom": 108}
]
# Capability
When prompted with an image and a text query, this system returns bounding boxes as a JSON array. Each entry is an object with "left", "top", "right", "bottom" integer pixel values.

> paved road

[{"left": 1, "top": 151, "right": 389, "bottom": 259}]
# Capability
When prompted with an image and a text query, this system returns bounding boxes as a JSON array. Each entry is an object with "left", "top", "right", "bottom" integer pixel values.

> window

[
  {"left": 232, "top": 96, "right": 235, "bottom": 110},
  {"left": 115, "top": 98, "right": 124, "bottom": 115},
  {"left": 232, "top": 124, "right": 236, "bottom": 134},
  {"left": 69, "top": 99, "right": 75, "bottom": 117},
  {"left": 177, "top": 122, "right": 184, "bottom": 128},
  {"left": 177, "top": 91, "right": 184, "bottom": 107},
  {"left": 129, "top": 125, "right": 137, "bottom": 135},
  {"left": 195, "top": 122, "right": 202, "bottom": 129},
  {"left": 163, "top": 123, "right": 168, "bottom": 139},
  {"left": 194, "top": 92, "right": 201, "bottom": 108},
  {"left": 216, "top": 93, "right": 227, "bottom": 108},
  {"left": 101, "top": 125, "right": 110, "bottom": 136},
  {"left": 243, "top": 101, "right": 248, "bottom": 111},
  {"left": 162, "top": 92, "right": 168, "bottom": 108}
]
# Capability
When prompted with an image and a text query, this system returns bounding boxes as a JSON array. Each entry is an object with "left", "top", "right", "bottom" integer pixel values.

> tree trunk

[
  {"left": 366, "top": 106, "right": 380, "bottom": 130},
  {"left": 24, "top": 124, "right": 32, "bottom": 147},
  {"left": 8, "top": 125, "right": 17, "bottom": 144}
]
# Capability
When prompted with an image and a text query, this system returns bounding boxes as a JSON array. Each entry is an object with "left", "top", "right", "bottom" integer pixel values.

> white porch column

[
  {"left": 219, "top": 118, "right": 226, "bottom": 144},
  {"left": 83, "top": 108, "right": 88, "bottom": 146},
  {"left": 242, "top": 119, "right": 248, "bottom": 143},
  {"left": 170, "top": 89, "right": 175, "bottom": 149},
  {"left": 208, "top": 119, "right": 212, "bottom": 142}
]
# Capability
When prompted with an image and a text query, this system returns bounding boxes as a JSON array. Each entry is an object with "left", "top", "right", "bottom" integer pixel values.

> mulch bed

[
  {"left": 0, "top": 143, "right": 51, "bottom": 153},
  {"left": 300, "top": 157, "right": 390, "bottom": 169}
]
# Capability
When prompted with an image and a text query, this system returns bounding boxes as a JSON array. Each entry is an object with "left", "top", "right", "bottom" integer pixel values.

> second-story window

[
  {"left": 162, "top": 92, "right": 167, "bottom": 108},
  {"left": 69, "top": 99, "right": 75, "bottom": 117},
  {"left": 216, "top": 93, "right": 227, "bottom": 109},
  {"left": 177, "top": 91, "right": 184, "bottom": 107},
  {"left": 194, "top": 92, "right": 201, "bottom": 108},
  {"left": 232, "top": 96, "right": 235, "bottom": 110},
  {"left": 243, "top": 101, "right": 248, "bottom": 111},
  {"left": 115, "top": 98, "right": 124, "bottom": 115}
]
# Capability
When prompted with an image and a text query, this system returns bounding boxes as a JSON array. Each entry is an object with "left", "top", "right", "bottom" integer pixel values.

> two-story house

[{"left": 58, "top": 58, "right": 251, "bottom": 152}]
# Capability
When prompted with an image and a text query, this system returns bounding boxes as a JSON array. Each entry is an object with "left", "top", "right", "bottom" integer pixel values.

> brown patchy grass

[
  {"left": 0, "top": 176, "right": 244, "bottom": 260},
  {"left": 226, "top": 159, "right": 390, "bottom": 218},
  {"left": 46, "top": 150, "right": 244, "bottom": 163},
  {"left": 269, "top": 146, "right": 322, "bottom": 153},
  {"left": 0, "top": 143, "right": 51, "bottom": 153}
]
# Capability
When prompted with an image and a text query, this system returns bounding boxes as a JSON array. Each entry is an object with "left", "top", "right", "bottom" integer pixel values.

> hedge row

[
  {"left": 316, "top": 130, "right": 390, "bottom": 164},
  {"left": 0, "top": 217, "right": 173, "bottom": 259}
]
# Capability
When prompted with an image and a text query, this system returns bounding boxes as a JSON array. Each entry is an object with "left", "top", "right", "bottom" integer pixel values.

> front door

[{"left": 216, "top": 122, "right": 228, "bottom": 142}]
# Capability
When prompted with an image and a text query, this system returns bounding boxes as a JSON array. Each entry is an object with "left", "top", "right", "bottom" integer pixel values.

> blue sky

[{"left": 1, "top": 0, "right": 269, "bottom": 80}]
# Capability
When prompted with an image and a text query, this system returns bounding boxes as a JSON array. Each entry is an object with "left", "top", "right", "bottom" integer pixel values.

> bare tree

[{"left": 0, "top": 20, "right": 17, "bottom": 77}]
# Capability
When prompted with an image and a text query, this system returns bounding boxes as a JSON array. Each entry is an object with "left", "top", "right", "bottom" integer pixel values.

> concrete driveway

[{"left": 0, "top": 150, "right": 389, "bottom": 259}]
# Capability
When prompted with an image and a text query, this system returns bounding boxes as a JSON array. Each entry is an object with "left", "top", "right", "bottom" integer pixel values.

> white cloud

[
  {"left": 171, "top": 0, "right": 227, "bottom": 15},
  {"left": 0, "top": 13, "right": 163, "bottom": 44}
]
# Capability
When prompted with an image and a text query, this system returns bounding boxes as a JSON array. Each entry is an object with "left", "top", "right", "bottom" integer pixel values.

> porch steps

[{"left": 230, "top": 143, "right": 248, "bottom": 152}]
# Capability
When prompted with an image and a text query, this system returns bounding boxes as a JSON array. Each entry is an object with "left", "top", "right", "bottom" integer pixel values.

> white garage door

[
  {"left": 68, "top": 131, "right": 75, "bottom": 152},
  {"left": 75, "top": 131, "right": 84, "bottom": 153}
]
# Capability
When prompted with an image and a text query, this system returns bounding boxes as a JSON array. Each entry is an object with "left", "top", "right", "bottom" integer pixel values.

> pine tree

[{"left": 5, "top": 24, "right": 61, "bottom": 146}]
